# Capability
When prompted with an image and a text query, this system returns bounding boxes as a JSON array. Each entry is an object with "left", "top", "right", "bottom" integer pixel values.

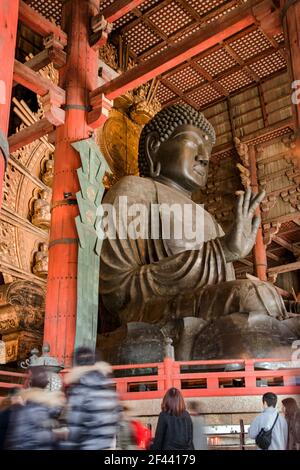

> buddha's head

[{"left": 138, "top": 104, "right": 216, "bottom": 193}]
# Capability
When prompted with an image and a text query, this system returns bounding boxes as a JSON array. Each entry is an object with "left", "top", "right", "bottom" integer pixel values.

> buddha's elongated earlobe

[{"left": 145, "top": 132, "right": 161, "bottom": 178}]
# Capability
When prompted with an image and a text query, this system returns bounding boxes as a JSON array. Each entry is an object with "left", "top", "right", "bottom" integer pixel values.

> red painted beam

[
  {"left": 8, "top": 118, "right": 54, "bottom": 153},
  {"left": 18, "top": 0, "right": 67, "bottom": 46},
  {"left": 13, "top": 60, "right": 65, "bottom": 103},
  {"left": 94, "top": 3, "right": 257, "bottom": 100},
  {"left": 102, "top": 0, "right": 145, "bottom": 23}
]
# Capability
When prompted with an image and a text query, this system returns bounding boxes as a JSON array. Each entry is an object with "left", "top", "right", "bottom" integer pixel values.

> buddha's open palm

[{"left": 220, "top": 187, "right": 266, "bottom": 262}]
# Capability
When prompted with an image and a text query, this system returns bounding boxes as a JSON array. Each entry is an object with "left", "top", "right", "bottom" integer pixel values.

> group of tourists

[{"left": 0, "top": 347, "right": 299, "bottom": 451}]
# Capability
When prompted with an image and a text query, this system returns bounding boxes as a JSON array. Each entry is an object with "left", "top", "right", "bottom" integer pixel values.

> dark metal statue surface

[{"left": 99, "top": 104, "right": 299, "bottom": 363}]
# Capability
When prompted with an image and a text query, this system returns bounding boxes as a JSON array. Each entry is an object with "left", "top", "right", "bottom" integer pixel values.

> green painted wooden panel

[{"left": 72, "top": 138, "right": 111, "bottom": 350}]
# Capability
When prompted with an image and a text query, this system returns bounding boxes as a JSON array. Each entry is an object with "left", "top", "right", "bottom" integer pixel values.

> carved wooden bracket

[
  {"left": 43, "top": 33, "right": 67, "bottom": 69},
  {"left": 280, "top": 187, "right": 300, "bottom": 210},
  {"left": 282, "top": 133, "right": 297, "bottom": 149},
  {"left": 234, "top": 137, "right": 251, "bottom": 189},
  {"left": 39, "top": 89, "right": 66, "bottom": 126},
  {"left": 90, "top": 14, "right": 113, "bottom": 51},
  {"left": 267, "top": 271, "right": 278, "bottom": 284},
  {"left": 261, "top": 195, "right": 277, "bottom": 215},
  {"left": 87, "top": 91, "right": 112, "bottom": 129},
  {"left": 263, "top": 221, "right": 281, "bottom": 245}
]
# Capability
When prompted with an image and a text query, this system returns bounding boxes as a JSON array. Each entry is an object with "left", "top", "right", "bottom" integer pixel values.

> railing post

[
  {"left": 164, "top": 357, "right": 174, "bottom": 391},
  {"left": 207, "top": 376, "right": 219, "bottom": 390},
  {"left": 157, "top": 362, "right": 165, "bottom": 392},
  {"left": 244, "top": 359, "right": 256, "bottom": 389}
]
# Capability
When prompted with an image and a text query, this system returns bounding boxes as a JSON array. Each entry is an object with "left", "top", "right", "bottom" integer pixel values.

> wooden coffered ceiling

[
  {"left": 26, "top": 1, "right": 287, "bottom": 112},
  {"left": 104, "top": 0, "right": 286, "bottom": 110}
]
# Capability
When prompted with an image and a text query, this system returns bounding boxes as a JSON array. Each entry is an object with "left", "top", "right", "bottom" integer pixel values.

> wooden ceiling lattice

[
  {"left": 188, "top": 0, "right": 233, "bottom": 16},
  {"left": 167, "top": 66, "right": 205, "bottom": 93},
  {"left": 249, "top": 51, "right": 287, "bottom": 79},
  {"left": 148, "top": 2, "right": 194, "bottom": 37},
  {"left": 197, "top": 48, "right": 236, "bottom": 77},
  {"left": 218, "top": 69, "right": 253, "bottom": 93},
  {"left": 113, "top": 12, "right": 137, "bottom": 30},
  {"left": 26, "top": 0, "right": 63, "bottom": 25},
  {"left": 228, "top": 29, "right": 272, "bottom": 60},
  {"left": 124, "top": 21, "right": 162, "bottom": 55},
  {"left": 156, "top": 81, "right": 177, "bottom": 103},
  {"left": 187, "top": 84, "right": 223, "bottom": 108}
]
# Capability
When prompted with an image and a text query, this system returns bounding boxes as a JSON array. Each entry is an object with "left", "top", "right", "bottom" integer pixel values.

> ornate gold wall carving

[
  {"left": 0, "top": 281, "right": 44, "bottom": 364},
  {"left": 96, "top": 109, "right": 140, "bottom": 187}
]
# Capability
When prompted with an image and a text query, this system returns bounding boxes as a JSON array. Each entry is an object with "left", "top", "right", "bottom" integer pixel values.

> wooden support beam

[
  {"left": 13, "top": 60, "right": 65, "bottom": 101},
  {"left": 101, "top": 0, "right": 145, "bottom": 23},
  {"left": 13, "top": 60, "right": 65, "bottom": 125},
  {"left": 94, "top": 3, "right": 258, "bottom": 100},
  {"left": 18, "top": 1, "right": 67, "bottom": 47},
  {"left": 272, "top": 235, "right": 297, "bottom": 253},
  {"left": 268, "top": 261, "right": 300, "bottom": 274},
  {"left": 24, "top": 47, "right": 66, "bottom": 72},
  {"left": 267, "top": 251, "right": 281, "bottom": 262},
  {"left": 8, "top": 118, "right": 54, "bottom": 153}
]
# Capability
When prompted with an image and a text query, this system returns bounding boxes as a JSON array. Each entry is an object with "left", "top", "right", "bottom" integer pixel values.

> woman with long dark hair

[
  {"left": 151, "top": 388, "right": 194, "bottom": 450},
  {"left": 282, "top": 398, "right": 300, "bottom": 450}
]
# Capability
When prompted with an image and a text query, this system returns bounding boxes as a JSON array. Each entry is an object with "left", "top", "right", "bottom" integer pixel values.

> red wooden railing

[{"left": 1, "top": 358, "right": 300, "bottom": 400}]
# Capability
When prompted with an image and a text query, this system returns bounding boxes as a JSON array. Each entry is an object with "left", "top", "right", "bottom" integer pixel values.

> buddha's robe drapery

[{"left": 99, "top": 176, "right": 286, "bottom": 325}]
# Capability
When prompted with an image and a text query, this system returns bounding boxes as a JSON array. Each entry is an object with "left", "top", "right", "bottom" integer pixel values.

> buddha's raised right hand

[{"left": 220, "top": 187, "right": 266, "bottom": 263}]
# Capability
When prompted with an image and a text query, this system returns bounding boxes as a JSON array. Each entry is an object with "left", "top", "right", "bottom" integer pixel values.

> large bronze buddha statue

[{"left": 99, "top": 104, "right": 299, "bottom": 363}]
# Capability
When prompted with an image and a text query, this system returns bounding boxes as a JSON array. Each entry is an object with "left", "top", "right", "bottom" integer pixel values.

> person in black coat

[
  {"left": 5, "top": 368, "right": 66, "bottom": 450},
  {"left": 61, "top": 347, "right": 120, "bottom": 450},
  {"left": 151, "top": 387, "right": 194, "bottom": 450}
]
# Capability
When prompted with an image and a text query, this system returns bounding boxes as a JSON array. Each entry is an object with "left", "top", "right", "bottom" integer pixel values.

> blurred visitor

[
  {"left": 61, "top": 346, "right": 120, "bottom": 450},
  {"left": 5, "top": 367, "right": 66, "bottom": 450},
  {"left": 116, "top": 405, "right": 139, "bottom": 450}
]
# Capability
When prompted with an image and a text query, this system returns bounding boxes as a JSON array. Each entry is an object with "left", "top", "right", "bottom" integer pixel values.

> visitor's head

[
  {"left": 29, "top": 367, "right": 49, "bottom": 389},
  {"left": 161, "top": 387, "right": 186, "bottom": 416},
  {"left": 73, "top": 346, "right": 96, "bottom": 366},
  {"left": 262, "top": 392, "right": 277, "bottom": 408},
  {"left": 282, "top": 397, "right": 299, "bottom": 418},
  {"left": 138, "top": 104, "right": 216, "bottom": 193}
]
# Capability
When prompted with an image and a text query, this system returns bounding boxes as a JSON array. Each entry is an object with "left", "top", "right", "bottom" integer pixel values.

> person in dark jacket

[
  {"left": 151, "top": 387, "right": 194, "bottom": 450},
  {"left": 5, "top": 368, "right": 66, "bottom": 450},
  {"left": 0, "top": 388, "right": 24, "bottom": 450},
  {"left": 282, "top": 398, "right": 300, "bottom": 450},
  {"left": 62, "top": 346, "right": 120, "bottom": 450}
]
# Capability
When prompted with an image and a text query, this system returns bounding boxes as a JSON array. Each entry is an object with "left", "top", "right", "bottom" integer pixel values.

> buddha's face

[{"left": 149, "top": 124, "right": 212, "bottom": 193}]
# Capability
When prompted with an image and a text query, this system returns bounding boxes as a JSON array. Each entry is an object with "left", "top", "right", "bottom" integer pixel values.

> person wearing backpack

[{"left": 249, "top": 392, "right": 287, "bottom": 450}]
